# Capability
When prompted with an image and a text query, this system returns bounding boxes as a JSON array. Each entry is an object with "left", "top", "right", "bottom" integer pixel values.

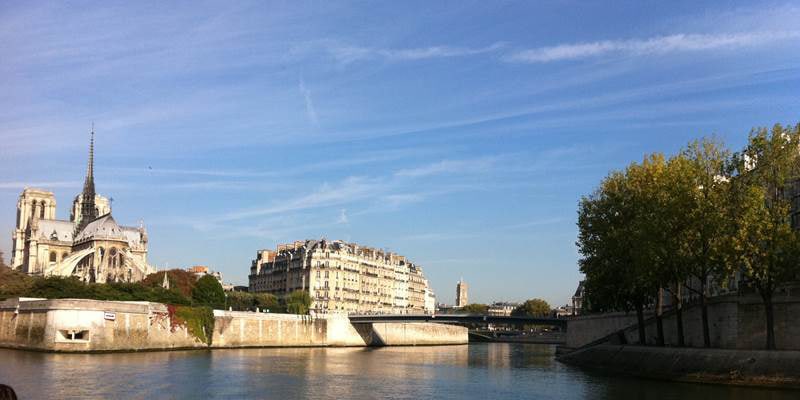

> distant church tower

[{"left": 456, "top": 278, "right": 468, "bottom": 307}]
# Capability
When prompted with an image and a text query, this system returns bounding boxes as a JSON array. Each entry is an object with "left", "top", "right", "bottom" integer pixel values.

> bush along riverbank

[
  {"left": 558, "top": 344, "right": 800, "bottom": 388},
  {"left": 168, "top": 305, "right": 215, "bottom": 345}
]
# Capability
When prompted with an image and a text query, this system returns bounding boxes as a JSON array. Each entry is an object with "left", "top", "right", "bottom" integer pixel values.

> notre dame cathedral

[{"left": 10, "top": 130, "right": 155, "bottom": 283}]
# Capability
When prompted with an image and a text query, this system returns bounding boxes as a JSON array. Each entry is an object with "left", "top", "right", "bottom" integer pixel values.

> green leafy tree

[
  {"left": 191, "top": 275, "right": 226, "bottom": 309},
  {"left": 226, "top": 291, "right": 255, "bottom": 311},
  {"left": 460, "top": 303, "right": 488, "bottom": 314},
  {"left": 728, "top": 124, "right": 800, "bottom": 350},
  {"left": 680, "top": 138, "right": 733, "bottom": 347},
  {"left": 654, "top": 153, "right": 697, "bottom": 346},
  {"left": 626, "top": 153, "right": 674, "bottom": 346},
  {"left": 225, "top": 291, "right": 281, "bottom": 312},
  {"left": 284, "top": 290, "right": 311, "bottom": 314},
  {"left": 253, "top": 293, "right": 281, "bottom": 312},
  {"left": 512, "top": 299, "right": 551, "bottom": 316},
  {"left": 0, "top": 264, "right": 34, "bottom": 300},
  {"left": 578, "top": 166, "right": 656, "bottom": 345}
]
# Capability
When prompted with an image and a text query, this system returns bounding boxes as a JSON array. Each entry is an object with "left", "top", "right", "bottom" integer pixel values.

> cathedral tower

[{"left": 76, "top": 129, "right": 98, "bottom": 233}]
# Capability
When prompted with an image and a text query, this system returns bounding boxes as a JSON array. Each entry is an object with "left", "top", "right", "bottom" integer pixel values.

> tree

[
  {"left": 578, "top": 166, "right": 657, "bottom": 345},
  {"left": 226, "top": 291, "right": 282, "bottom": 312},
  {"left": 142, "top": 269, "right": 197, "bottom": 297},
  {"left": 512, "top": 299, "right": 551, "bottom": 316},
  {"left": 284, "top": 290, "right": 311, "bottom": 315},
  {"left": 0, "top": 250, "right": 7, "bottom": 269},
  {"left": 626, "top": 153, "right": 675, "bottom": 346},
  {"left": 680, "top": 138, "right": 733, "bottom": 347},
  {"left": 226, "top": 291, "right": 255, "bottom": 311},
  {"left": 728, "top": 124, "right": 800, "bottom": 350},
  {"left": 0, "top": 265, "right": 34, "bottom": 300},
  {"left": 253, "top": 293, "right": 281, "bottom": 312},
  {"left": 191, "top": 275, "right": 226, "bottom": 309},
  {"left": 460, "top": 303, "right": 488, "bottom": 314}
]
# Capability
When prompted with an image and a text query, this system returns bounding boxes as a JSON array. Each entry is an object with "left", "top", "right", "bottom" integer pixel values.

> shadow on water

[{"left": 0, "top": 345, "right": 797, "bottom": 399}]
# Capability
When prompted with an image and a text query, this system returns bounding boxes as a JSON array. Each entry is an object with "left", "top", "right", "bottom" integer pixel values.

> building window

[{"left": 49, "top": 252, "right": 57, "bottom": 263}]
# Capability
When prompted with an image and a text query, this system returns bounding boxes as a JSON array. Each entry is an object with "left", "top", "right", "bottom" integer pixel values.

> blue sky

[{"left": 1, "top": 1, "right": 799, "bottom": 306}]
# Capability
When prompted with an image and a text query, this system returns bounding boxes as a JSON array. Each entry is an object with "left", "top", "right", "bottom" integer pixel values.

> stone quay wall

[
  {"left": 365, "top": 322, "right": 468, "bottom": 346},
  {"left": 210, "top": 310, "right": 368, "bottom": 347},
  {"left": 566, "top": 293, "right": 800, "bottom": 350},
  {"left": 0, "top": 298, "right": 204, "bottom": 352},
  {"left": 0, "top": 298, "right": 467, "bottom": 352},
  {"left": 211, "top": 311, "right": 467, "bottom": 347}
]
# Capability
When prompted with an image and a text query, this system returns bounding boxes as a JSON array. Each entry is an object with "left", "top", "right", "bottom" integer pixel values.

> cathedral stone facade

[{"left": 10, "top": 131, "right": 155, "bottom": 283}]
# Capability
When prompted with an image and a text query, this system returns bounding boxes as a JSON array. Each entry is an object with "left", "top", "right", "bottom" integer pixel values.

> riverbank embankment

[
  {"left": 558, "top": 344, "right": 800, "bottom": 388},
  {"left": 0, "top": 298, "right": 467, "bottom": 352},
  {"left": 565, "top": 292, "right": 800, "bottom": 350}
]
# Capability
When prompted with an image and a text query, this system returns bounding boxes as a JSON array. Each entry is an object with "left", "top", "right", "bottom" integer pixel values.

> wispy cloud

[
  {"left": 401, "top": 232, "right": 480, "bottom": 241},
  {"left": 394, "top": 157, "right": 499, "bottom": 178},
  {"left": 218, "top": 176, "right": 382, "bottom": 222},
  {"left": 298, "top": 78, "right": 319, "bottom": 126},
  {"left": 499, "top": 217, "right": 567, "bottom": 230},
  {"left": 506, "top": 31, "right": 800, "bottom": 63},
  {"left": 0, "top": 181, "right": 80, "bottom": 190},
  {"left": 337, "top": 208, "right": 348, "bottom": 224},
  {"left": 324, "top": 42, "right": 506, "bottom": 64}
]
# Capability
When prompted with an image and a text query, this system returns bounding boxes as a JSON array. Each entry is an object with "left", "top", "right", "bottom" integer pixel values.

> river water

[{"left": 0, "top": 344, "right": 795, "bottom": 399}]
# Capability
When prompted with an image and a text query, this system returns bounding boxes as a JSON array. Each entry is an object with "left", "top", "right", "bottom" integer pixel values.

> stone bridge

[{"left": 348, "top": 314, "right": 568, "bottom": 329}]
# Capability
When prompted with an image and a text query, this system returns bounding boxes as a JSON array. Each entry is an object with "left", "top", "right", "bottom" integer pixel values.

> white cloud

[
  {"left": 507, "top": 31, "right": 800, "bottom": 63},
  {"left": 337, "top": 208, "right": 348, "bottom": 224},
  {"left": 0, "top": 181, "right": 80, "bottom": 190},
  {"left": 298, "top": 78, "right": 319, "bottom": 126},
  {"left": 326, "top": 42, "right": 505, "bottom": 64},
  {"left": 394, "top": 157, "right": 498, "bottom": 178},
  {"left": 219, "top": 176, "right": 382, "bottom": 222}
]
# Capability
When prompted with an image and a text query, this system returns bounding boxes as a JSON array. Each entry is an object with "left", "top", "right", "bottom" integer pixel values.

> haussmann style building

[
  {"left": 249, "top": 239, "right": 436, "bottom": 314},
  {"left": 9, "top": 130, "right": 155, "bottom": 283}
]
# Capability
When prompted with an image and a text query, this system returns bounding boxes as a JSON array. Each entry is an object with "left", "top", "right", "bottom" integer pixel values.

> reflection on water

[{"left": 0, "top": 344, "right": 795, "bottom": 399}]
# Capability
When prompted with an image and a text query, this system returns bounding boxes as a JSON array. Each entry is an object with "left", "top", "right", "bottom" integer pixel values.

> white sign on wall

[{"left": 104, "top": 312, "right": 116, "bottom": 321}]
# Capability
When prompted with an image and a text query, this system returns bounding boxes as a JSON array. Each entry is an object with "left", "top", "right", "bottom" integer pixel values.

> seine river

[{"left": 0, "top": 344, "right": 795, "bottom": 399}]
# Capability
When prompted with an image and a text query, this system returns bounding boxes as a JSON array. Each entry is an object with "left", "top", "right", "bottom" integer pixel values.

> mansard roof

[
  {"left": 37, "top": 219, "right": 75, "bottom": 242},
  {"left": 74, "top": 213, "right": 127, "bottom": 243}
]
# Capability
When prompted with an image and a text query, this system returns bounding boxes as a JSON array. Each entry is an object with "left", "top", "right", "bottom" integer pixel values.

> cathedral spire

[{"left": 77, "top": 125, "right": 98, "bottom": 232}]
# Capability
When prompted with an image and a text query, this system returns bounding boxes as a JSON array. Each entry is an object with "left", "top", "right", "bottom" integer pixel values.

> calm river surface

[{"left": 0, "top": 344, "right": 796, "bottom": 399}]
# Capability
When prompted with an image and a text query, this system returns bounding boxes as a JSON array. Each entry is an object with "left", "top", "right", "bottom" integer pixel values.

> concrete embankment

[
  {"left": 210, "top": 311, "right": 467, "bottom": 348},
  {"left": 565, "top": 292, "right": 800, "bottom": 350},
  {"left": 558, "top": 344, "right": 800, "bottom": 388},
  {"left": 0, "top": 298, "right": 204, "bottom": 352},
  {"left": 0, "top": 298, "right": 467, "bottom": 352}
]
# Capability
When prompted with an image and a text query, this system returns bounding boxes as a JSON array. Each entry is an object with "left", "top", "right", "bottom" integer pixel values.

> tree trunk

[
  {"left": 656, "top": 288, "right": 665, "bottom": 346},
  {"left": 675, "top": 284, "right": 685, "bottom": 347},
  {"left": 636, "top": 302, "right": 646, "bottom": 345},
  {"left": 700, "top": 279, "right": 711, "bottom": 347},
  {"left": 762, "top": 291, "right": 776, "bottom": 350}
]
